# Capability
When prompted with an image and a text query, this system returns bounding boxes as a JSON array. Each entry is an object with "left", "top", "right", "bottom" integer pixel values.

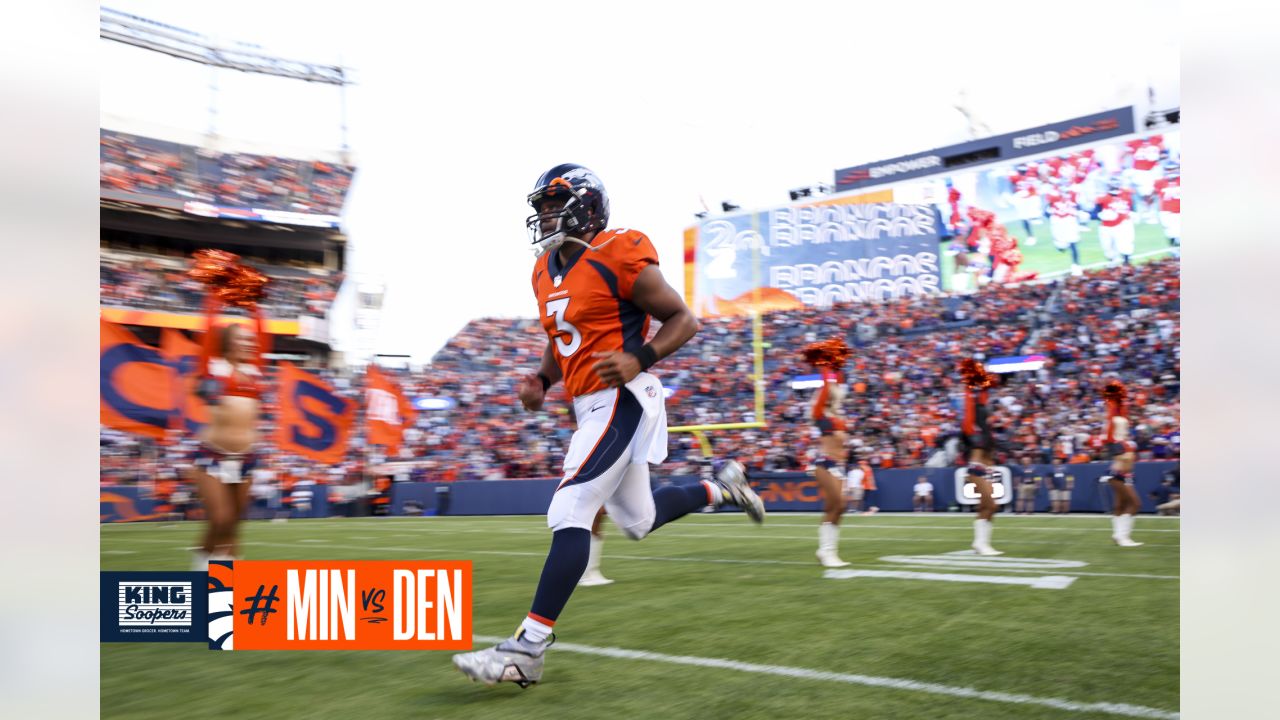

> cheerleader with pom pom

[
  {"left": 1102, "top": 380, "right": 1143, "bottom": 547},
  {"left": 183, "top": 250, "right": 271, "bottom": 570},
  {"left": 958, "top": 358, "right": 1003, "bottom": 556},
  {"left": 802, "top": 338, "right": 856, "bottom": 568}
]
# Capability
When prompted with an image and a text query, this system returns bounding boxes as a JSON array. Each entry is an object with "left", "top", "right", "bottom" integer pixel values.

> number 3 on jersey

[{"left": 546, "top": 297, "right": 581, "bottom": 357}]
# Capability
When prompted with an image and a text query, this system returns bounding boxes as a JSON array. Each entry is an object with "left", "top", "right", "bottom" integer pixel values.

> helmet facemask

[{"left": 527, "top": 180, "right": 590, "bottom": 256}]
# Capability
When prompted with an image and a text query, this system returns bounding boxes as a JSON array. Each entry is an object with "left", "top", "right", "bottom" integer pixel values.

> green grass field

[
  {"left": 941, "top": 220, "right": 1177, "bottom": 288},
  {"left": 101, "top": 513, "right": 1179, "bottom": 720}
]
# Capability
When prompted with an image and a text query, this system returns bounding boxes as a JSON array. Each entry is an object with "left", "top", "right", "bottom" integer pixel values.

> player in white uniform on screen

[
  {"left": 1153, "top": 161, "right": 1180, "bottom": 257},
  {"left": 1096, "top": 179, "right": 1136, "bottom": 266},
  {"left": 1044, "top": 179, "right": 1084, "bottom": 276},
  {"left": 1007, "top": 163, "right": 1045, "bottom": 245},
  {"left": 1125, "top": 134, "right": 1165, "bottom": 223}
]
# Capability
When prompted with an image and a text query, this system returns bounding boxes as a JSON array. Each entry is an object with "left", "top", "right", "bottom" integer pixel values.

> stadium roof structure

[{"left": 101, "top": 7, "right": 350, "bottom": 86}]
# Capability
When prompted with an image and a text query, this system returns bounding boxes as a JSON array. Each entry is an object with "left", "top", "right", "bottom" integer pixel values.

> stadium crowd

[
  {"left": 100, "top": 249, "right": 342, "bottom": 319},
  {"left": 101, "top": 256, "right": 1180, "bottom": 489},
  {"left": 100, "top": 130, "right": 354, "bottom": 216}
]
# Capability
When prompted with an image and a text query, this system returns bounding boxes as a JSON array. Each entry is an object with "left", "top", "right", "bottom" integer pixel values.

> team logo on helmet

[{"left": 526, "top": 164, "right": 611, "bottom": 257}]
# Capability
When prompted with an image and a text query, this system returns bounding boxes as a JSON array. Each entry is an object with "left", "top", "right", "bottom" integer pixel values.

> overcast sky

[{"left": 101, "top": 0, "right": 1179, "bottom": 364}]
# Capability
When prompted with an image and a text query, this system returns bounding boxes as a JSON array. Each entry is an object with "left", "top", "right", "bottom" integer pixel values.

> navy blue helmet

[{"left": 526, "top": 163, "right": 610, "bottom": 256}]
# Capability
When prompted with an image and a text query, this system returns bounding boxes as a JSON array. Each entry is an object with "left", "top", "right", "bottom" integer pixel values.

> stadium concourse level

[
  {"left": 101, "top": 258, "right": 1178, "bottom": 498},
  {"left": 100, "top": 129, "right": 354, "bottom": 215},
  {"left": 100, "top": 247, "right": 342, "bottom": 319}
]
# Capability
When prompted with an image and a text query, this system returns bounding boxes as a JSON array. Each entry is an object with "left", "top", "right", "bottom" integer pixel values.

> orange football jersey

[{"left": 532, "top": 228, "right": 659, "bottom": 399}]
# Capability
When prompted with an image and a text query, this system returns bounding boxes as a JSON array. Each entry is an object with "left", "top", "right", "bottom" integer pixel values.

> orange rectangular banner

[
  {"left": 209, "top": 560, "right": 472, "bottom": 651},
  {"left": 364, "top": 364, "right": 418, "bottom": 454}
]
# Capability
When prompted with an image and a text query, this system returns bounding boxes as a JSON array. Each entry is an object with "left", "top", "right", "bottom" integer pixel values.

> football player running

[
  {"left": 1153, "top": 161, "right": 1181, "bottom": 257},
  {"left": 1096, "top": 178, "right": 1137, "bottom": 266},
  {"left": 453, "top": 164, "right": 765, "bottom": 688}
]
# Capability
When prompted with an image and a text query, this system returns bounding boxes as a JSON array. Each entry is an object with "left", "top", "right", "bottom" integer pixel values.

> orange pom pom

[
  {"left": 1102, "top": 380, "right": 1127, "bottom": 405},
  {"left": 216, "top": 264, "right": 269, "bottom": 308},
  {"left": 188, "top": 249, "right": 241, "bottom": 286},
  {"left": 801, "top": 337, "right": 853, "bottom": 369},
  {"left": 957, "top": 358, "right": 994, "bottom": 389}
]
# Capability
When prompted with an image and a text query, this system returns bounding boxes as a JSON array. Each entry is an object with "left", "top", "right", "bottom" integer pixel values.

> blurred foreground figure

[{"left": 184, "top": 250, "right": 270, "bottom": 570}]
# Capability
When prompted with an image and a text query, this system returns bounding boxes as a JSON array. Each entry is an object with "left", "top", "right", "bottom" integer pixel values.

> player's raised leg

[{"left": 454, "top": 384, "right": 638, "bottom": 687}]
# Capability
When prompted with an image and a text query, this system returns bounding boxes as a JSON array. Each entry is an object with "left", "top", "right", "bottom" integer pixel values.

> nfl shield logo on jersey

[{"left": 645, "top": 385, "right": 657, "bottom": 398}]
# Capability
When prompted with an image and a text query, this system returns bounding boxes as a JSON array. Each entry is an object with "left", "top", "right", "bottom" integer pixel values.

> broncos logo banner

[
  {"left": 276, "top": 361, "right": 354, "bottom": 464},
  {"left": 364, "top": 364, "right": 417, "bottom": 454},
  {"left": 160, "top": 328, "right": 210, "bottom": 435},
  {"left": 100, "top": 319, "right": 175, "bottom": 440}
]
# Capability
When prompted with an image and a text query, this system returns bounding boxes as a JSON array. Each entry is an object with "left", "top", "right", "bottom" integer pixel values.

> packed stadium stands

[
  {"left": 96, "top": 117, "right": 1179, "bottom": 495},
  {"left": 99, "top": 247, "right": 342, "bottom": 319},
  {"left": 100, "top": 129, "right": 354, "bottom": 215},
  {"left": 100, "top": 256, "right": 1180, "bottom": 491}
]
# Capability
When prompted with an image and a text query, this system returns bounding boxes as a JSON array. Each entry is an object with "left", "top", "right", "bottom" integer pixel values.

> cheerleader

[
  {"left": 184, "top": 250, "right": 270, "bottom": 570},
  {"left": 958, "top": 359, "right": 1002, "bottom": 556},
  {"left": 803, "top": 338, "right": 855, "bottom": 568},
  {"left": 1103, "top": 381, "right": 1143, "bottom": 547}
]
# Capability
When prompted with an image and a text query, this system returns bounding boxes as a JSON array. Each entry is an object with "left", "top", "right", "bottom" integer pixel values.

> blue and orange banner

[
  {"left": 364, "top": 364, "right": 417, "bottom": 454},
  {"left": 101, "top": 319, "right": 174, "bottom": 440},
  {"left": 104, "top": 322, "right": 359, "bottom": 462},
  {"left": 161, "top": 328, "right": 209, "bottom": 435},
  {"left": 275, "top": 362, "right": 355, "bottom": 464}
]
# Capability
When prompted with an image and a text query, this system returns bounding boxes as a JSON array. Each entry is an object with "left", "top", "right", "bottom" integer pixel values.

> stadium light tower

[
  {"left": 352, "top": 278, "right": 387, "bottom": 367},
  {"left": 100, "top": 6, "right": 355, "bottom": 155}
]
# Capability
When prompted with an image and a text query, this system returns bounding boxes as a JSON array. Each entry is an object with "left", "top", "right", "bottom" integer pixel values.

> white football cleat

[
  {"left": 972, "top": 544, "right": 1004, "bottom": 557},
  {"left": 577, "top": 570, "right": 614, "bottom": 587},
  {"left": 816, "top": 550, "right": 851, "bottom": 568},
  {"left": 712, "top": 460, "right": 765, "bottom": 523},
  {"left": 1113, "top": 537, "right": 1144, "bottom": 547},
  {"left": 453, "top": 634, "right": 551, "bottom": 689}
]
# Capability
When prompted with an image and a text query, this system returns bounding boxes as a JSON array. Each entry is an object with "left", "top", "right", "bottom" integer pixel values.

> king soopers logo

[
  {"left": 118, "top": 581, "right": 193, "bottom": 627},
  {"left": 101, "top": 571, "right": 207, "bottom": 642}
]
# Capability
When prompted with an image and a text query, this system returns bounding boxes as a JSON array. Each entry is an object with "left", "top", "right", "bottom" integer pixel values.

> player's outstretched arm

[{"left": 591, "top": 264, "right": 699, "bottom": 388}]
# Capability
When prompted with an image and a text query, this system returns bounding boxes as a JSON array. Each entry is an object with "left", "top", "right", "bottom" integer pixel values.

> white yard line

[
  {"left": 824, "top": 568, "right": 1078, "bottom": 590},
  {"left": 123, "top": 540, "right": 1173, "bottom": 580},
  {"left": 469, "top": 634, "right": 1178, "bottom": 719},
  {"left": 278, "top": 523, "right": 1177, "bottom": 548}
]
